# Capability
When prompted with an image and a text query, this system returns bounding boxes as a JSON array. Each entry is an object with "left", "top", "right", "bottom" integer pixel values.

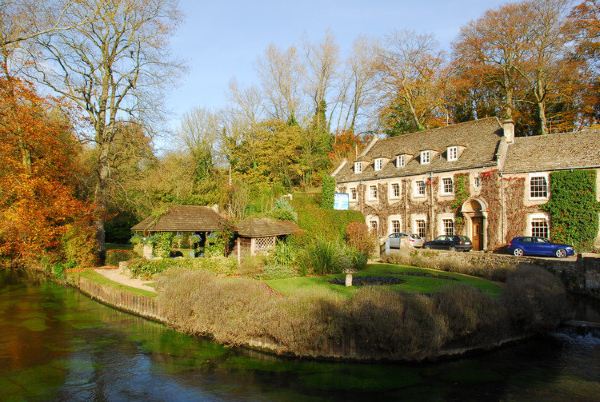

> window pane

[
  {"left": 531, "top": 219, "right": 549, "bottom": 238},
  {"left": 442, "top": 178, "right": 453, "bottom": 194},
  {"left": 530, "top": 176, "right": 548, "bottom": 198},
  {"left": 443, "top": 219, "right": 454, "bottom": 236},
  {"left": 392, "top": 220, "right": 400, "bottom": 234},
  {"left": 416, "top": 180, "right": 426, "bottom": 195},
  {"left": 392, "top": 183, "right": 400, "bottom": 197},
  {"left": 416, "top": 220, "right": 426, "bottom": 238},
  {"left": 370, "top": 185, "right": 377, "bottom": 199}
]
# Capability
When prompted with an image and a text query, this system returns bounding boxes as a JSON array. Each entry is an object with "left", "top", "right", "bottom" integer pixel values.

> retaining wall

[
  {"left": 386, "top": 248, "right": 600, "bottom": 299},
  {"left": 77, "top": 276, "right": 165, "bottom": 322}
]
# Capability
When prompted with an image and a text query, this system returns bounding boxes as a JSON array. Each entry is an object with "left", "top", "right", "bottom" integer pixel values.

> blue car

[{"left": 508, "top": 236, "right": 575, "bottom": 258}]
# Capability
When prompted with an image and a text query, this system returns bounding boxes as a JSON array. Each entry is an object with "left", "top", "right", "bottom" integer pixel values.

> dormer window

[
  {"left": 374, "top": 158, "right": 383, "bottom": 171},
  {"left": 420, "top": 151, "right": 431, "bottom": 165},
  {"left": 396, "top": 155, "right": 406, "bottom": 168},
  {"left": 447, "top": 146, "right": 458, "bottom": 161},
  {"left": 354, "top": 162, "right": 362, "bottom": 174}
]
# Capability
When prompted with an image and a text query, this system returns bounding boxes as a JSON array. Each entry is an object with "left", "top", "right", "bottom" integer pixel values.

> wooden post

[
  {"left": 250, "top": 238, "right": 255, "bottom": 256},
  {"left": 237, "top": 237, "right": 241, "bottom": 265}
]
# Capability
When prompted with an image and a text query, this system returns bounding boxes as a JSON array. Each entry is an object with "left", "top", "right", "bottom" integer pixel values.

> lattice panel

[{"left": 255, "top": 236, "right": 276, "bottom": 253}]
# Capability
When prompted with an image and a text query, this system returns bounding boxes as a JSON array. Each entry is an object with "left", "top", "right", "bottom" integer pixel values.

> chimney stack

[{"left": 502, "top": 119, "right": 514, "bottom": 144}]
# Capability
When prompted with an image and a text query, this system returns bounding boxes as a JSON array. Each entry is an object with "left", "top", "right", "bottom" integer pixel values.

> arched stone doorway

[{"left": 461, "top": 198, "right": 488, "bottom": 251}]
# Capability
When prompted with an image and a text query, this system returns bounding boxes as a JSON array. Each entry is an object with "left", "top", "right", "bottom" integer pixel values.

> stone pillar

[
  {"left": 345, "top": 273, "right": 353, "bottom": 287},
  {"left": 143, "top": 244, "right": 153, "bottom": 259}
]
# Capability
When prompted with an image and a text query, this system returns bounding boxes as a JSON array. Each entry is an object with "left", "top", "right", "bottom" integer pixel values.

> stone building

[{"left": 332, "top": 117, "right": 600, "bottom": 251}]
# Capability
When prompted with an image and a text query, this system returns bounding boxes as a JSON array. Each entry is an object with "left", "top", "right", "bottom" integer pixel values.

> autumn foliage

[{"left": 0, "top": 78, "right": 96, "bottom": 267}]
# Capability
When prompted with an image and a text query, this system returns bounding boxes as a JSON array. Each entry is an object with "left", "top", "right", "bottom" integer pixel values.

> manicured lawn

[
  {"left": 265, "top": 263, "right": 503, "bottom": 299},
  {"left": 77, "top": 270, "right": 156, "bottom": 298}
]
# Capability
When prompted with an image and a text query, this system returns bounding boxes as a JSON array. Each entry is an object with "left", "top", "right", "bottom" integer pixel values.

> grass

[
  {"left": 265, "top": 263, "right": 503, "bottom": 299},
  {"left": 77, "top": 269, "right": 156, "bottom": 298}
]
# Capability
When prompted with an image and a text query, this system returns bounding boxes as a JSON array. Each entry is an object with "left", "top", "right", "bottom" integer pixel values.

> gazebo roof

[
  {"left": 131, "top": 205, "right": 225, "bottom": 232},
  {"left": 236, "top": 218, "right": 300, "bottom": 238}
]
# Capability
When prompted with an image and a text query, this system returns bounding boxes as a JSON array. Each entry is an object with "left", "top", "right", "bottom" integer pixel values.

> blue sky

[{"left": 164, "top": 0, "right": 510, "bottom": 132}]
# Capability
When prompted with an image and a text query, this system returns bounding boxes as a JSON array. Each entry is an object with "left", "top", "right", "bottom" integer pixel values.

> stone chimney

[{"left": 502, "top": 119, "right": 514, "bottom": 144}]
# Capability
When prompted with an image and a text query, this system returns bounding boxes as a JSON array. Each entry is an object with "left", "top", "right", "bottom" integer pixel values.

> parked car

[
  {"left": 507, "top": 236, "right": 575, "bottom": 258},
  {"left": 387, "top": 233, "right": 424, "bottom": 249},
  {"left": 423, "top": 235, "right": 472, "bottom": 251}
]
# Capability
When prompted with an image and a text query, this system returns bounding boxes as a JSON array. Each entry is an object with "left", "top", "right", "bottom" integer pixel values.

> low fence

[
  {"left": 384, "top": 246, "right": 600, "bottom": 299},
  {"left": 78, "top": 276, "right": 165, "bottom": 322}
]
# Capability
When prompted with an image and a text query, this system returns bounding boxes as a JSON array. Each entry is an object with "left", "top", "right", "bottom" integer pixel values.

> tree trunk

[
  {"left": 537, "top": 101, "right": 548, "bottom": 135},
  {"left": 94, "top": 141, "right": 110, "bottom": 263}
]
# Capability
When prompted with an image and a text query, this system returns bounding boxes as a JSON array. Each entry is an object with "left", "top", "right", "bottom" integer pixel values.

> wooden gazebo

[
  {"left": 234, "top": 218, "right": 300, "bottom": 262},
  {"left": 131, "top": 205, "right": 226, "bottom": 257}
]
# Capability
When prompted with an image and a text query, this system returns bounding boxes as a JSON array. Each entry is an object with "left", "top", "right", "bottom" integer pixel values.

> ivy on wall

[
  {"left": 542, "top": 169, "right": 600, "bottom": 251},
  {"left": 451, "top": 174, "right": 470, "bottom": 228}
]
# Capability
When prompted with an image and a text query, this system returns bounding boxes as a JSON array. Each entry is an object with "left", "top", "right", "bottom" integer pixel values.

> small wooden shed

[{"left": 234, "top": 218, "right": 300, "bottom": 262}]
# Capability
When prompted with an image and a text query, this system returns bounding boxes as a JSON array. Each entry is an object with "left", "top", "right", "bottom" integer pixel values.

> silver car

[{"left": 388, "top": 233, "right": 424, "bottom": 249}]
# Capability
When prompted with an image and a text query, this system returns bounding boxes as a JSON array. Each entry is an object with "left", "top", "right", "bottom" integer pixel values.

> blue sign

[{"left": 333, "top": 193, "right": 350, "bottom": 210}]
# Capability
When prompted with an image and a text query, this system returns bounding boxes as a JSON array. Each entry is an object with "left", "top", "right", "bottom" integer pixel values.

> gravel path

[{"left": 94, "top": 268, "right": 156, "bottom": 293}]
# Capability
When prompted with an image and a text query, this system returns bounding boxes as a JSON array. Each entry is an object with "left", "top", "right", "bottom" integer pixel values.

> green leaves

[{"left": 542, "top": 170, "right": 600, "bottom": 251}]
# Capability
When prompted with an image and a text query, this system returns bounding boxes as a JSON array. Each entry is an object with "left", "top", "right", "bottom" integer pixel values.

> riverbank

[
  {"left": 3, "top": 269, "right": 599, "bottom": 401},
  {"left": 64, "top": 264, "right": 568, "bottom": 362}
]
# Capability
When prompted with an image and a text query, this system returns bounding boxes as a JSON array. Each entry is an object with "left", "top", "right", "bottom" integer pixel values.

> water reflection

[{"left": 1, "top": 271, "right": 599, "bottom": 401}]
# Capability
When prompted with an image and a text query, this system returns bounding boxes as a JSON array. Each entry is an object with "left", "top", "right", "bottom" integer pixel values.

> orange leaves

[{"left": 0, "top": 78, "right": 95, "bottom": 265}]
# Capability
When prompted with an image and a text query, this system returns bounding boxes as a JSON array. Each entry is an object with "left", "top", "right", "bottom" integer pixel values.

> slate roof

[
  {"left": 131, "top": 205, "right": 225, "bottom": 232},
  {"left": 333, "top": 117, "right": 504, "bottom": 183},
  {"left": 503, "top": 129, "right": 600, "bottom": 173},
  {"left": 236, "top": 218, "right": 300, "bottom": 238}
]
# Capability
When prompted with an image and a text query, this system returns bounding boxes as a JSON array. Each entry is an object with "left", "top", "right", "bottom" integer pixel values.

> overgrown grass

[
  {"left": 78, "top": 269, "right": 156, "bottom": 298},
  {"left": 156, "top": 265, "right": 567, "bottom": 361},
  {"left": 266, "top": 263, "right": 503, "bottom": 299}
]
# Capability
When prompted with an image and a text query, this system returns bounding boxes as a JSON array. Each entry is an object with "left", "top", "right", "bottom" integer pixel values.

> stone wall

[{"left": 384, "top": 248, "right": 600, "bottom": 299}]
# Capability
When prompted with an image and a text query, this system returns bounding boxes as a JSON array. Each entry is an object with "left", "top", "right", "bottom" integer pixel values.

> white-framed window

[
  {"left": 528, "top": 213, "right": 550, "bottom": 239},
  {"left": 447, "top": 146, "right": 458, "bottom": 161},
  {"left": 350, "top": 187, "right": 357, "bottom": 201},
  {"left": 416, "top": 219, "right": 427, "bottom": 238},
  {"left": 354, "top": 162, "right": 362, "bottom": 174},
  {"left": 473, "top": 176, "right": 481, "bottom": 189},
  {"left": 442, "top": 219, "right": 455, "bottom": 236},
  {"left": 531, "top": 219, "right": 549, "bottom": 238},
  {"left": 368, "top": 217, "right": 379, "bottom": 235},
  {"left": 529, "top": 174, "right": 548, "bottom": 199},
  {"left": 396, "top": 155, "right": 406, "bottom": 168},
  {"left": 390, "top": 182, "right": 401, "bottom": 198},
  {"left": 420, "top": 150, "right": 431, "bottom": 165},
  {"left": 391, "top": 219, "right": 401, "bottom": 234},
  {"left": 374, "top": 158, "right": 383, "bottom": 171},
  {"left": 369, "top": 185, "right": 378, "bottom": 200},
  {"left": 414, "top": 180, "right": 426, "bottom": 197},
  {"left": 441, "top": 177, "right": 454, "bottom": 195}
]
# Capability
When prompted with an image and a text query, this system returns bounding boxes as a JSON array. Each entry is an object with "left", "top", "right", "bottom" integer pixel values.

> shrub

[
  {"left": 191, "top": 256, "right": 238, "bottom": 275},
  {"left": 105, "top": 249, "right": 136, "bottom": 266},
  {"left": 299, "top": 240, "right": 340, "bottom": 274},
  {"left": 128, "top": 258, "right": 176, "bottom": 279},
  {"left": 433, "top": 285, "right": 510, "bottom": 346},
  {"left": 130, "top": 234, "right": 143, "bottom": 245},
  {"left": 61, "top": 224, "right": 97, "bottom": 268},
  {"left": 320, "top": 173, "right": 335, "bottom": 209},
  {"left": 239, "top": 255, "right": 266, "bottom": 277},
  {"left": 148, "top": 232, "right": 174, "bottom": 258},
  {"left": 269, "top": 240, "right": 298, "bottom": 267},
  {"left": 502, "top": 266, "right": 569, "bottom": 332},
  {"left": 260, "top": 263, "right": 298, "bottom": 279},
  {"left": 345, "top": 222, "right": 375, "bottom": 256},
  {"left": 270, "top": 197, "right": 298, "bottom": 222}
]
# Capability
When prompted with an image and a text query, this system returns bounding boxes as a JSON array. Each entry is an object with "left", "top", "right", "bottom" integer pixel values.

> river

[{"left": 1, "top": 270, "right": 599, "bottom": 402}]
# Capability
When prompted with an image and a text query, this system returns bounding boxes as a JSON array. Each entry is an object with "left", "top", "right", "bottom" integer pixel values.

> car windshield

[
  {"left": 435, "top": 236, "right": 447, "bottom": 241},
  {"left": 535, "top": 237, "right": 550, "bottom": 243}
]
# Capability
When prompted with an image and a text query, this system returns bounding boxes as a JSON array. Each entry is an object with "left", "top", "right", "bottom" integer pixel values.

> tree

[
  {"left": 257, "top": 44, "right": 305, "bottom": 123},
  {"left": 376, "top": 30, "right": 447, "bottom": 134},
  {"left": 28, "top": 0, "right": 181, "bottom": 260},
  {"left": 0, "top": 78, "right": 94, "bottom": 265},
  {"left": 453, "top": 2, "right": 534, "bottom": 120},
  {"left": 304, "top": 31, "right": 339, "bottom": 132}
]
